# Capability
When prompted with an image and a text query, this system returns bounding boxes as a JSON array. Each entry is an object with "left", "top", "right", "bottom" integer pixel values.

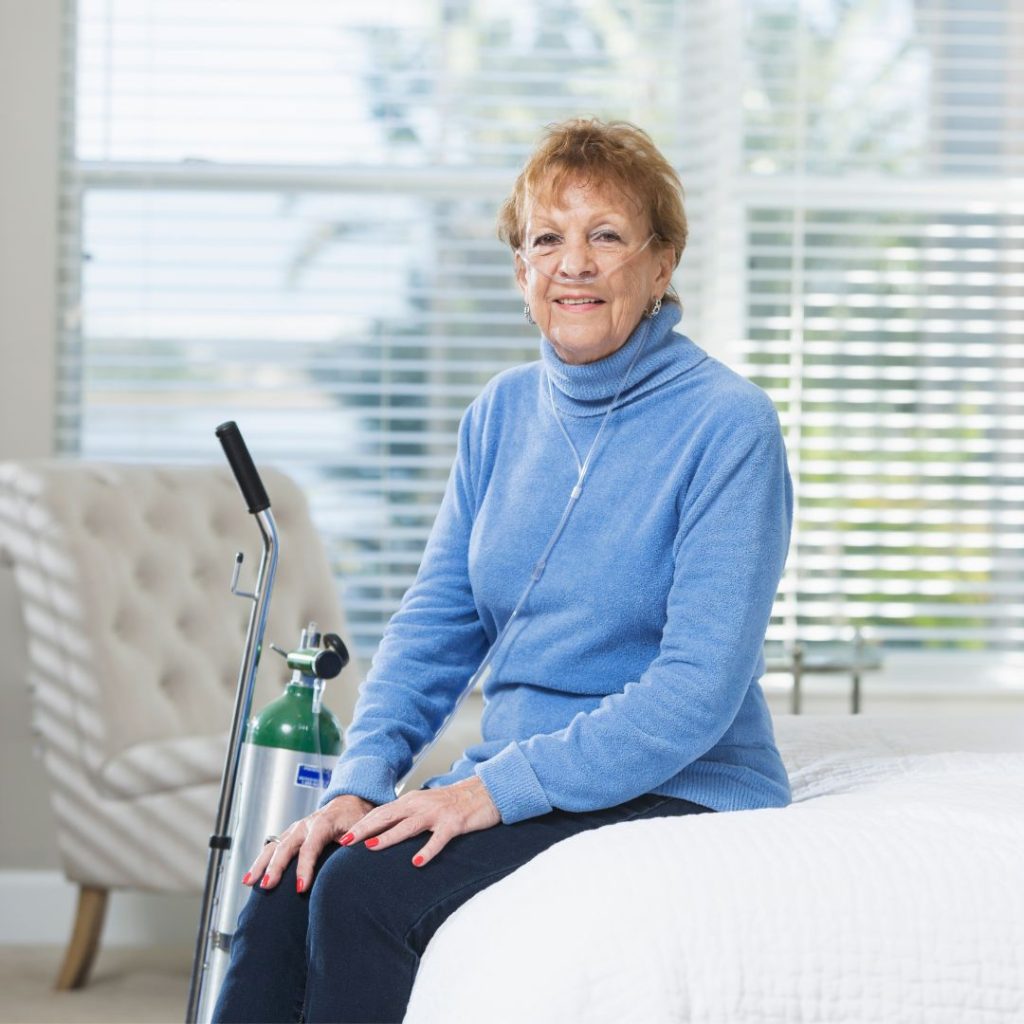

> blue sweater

[{"left": 321, "top": 303, "right": 794, "bottom": 824}]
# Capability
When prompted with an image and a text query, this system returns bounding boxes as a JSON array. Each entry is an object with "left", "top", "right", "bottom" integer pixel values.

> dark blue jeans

[{"left": 213, "top": 791, "right": 713, "bottom": 1024}]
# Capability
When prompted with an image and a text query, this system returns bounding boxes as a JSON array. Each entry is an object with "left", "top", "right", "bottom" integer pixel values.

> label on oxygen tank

[{"left": 295, "top": 763, "right": 332, "bottom": 789}]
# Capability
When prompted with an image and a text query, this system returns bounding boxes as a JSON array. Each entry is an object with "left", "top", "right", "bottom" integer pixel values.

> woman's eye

[
  {"left": 532, "top": 233, "right": 560, "bottom": 248},
  {"left": 594, "top": 230, "right": 623, "bottom": 244}
]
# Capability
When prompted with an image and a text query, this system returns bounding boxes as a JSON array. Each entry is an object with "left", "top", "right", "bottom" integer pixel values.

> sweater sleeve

[
  {"left": 474, "top": 400, "right": 794, "bottom": 824},
  {"left": 318, "top": 403, "right": 489, "bottom": 808}
]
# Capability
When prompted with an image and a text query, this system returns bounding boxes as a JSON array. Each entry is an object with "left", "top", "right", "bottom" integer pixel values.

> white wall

[{"left": 0, "top": 0, "right": 62, "bottom": 870}]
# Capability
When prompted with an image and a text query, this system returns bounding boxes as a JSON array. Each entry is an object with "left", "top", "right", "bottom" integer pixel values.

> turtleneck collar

[{"left": 539, "top": 303, "right": 707, "bottom": 417}]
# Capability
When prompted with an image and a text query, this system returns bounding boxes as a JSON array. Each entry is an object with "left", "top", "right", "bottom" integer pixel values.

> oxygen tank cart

[{"left": 185, "top": 423, "right": 349, "bottom": 1023}]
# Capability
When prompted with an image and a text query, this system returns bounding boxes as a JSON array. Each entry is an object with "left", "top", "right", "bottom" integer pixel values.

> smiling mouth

[{"left": 555, "top": 297, "right": 605, "bottom": 307}]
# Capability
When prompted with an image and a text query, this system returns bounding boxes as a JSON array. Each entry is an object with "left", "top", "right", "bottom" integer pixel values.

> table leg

[{"left": 791, "top": 646, "right": 803, "bottom": 715}]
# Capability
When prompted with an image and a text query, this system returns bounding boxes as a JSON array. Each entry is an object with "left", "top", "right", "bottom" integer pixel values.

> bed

[{"left": 404, "top": 712, "right": 1024, "bottom": 1023}]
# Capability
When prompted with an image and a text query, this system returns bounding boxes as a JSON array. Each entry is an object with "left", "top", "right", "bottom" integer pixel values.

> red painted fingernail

[
  {"left": 365, "top": 837, "right": 380, "bottom": 848},
  {"left": 413, "top": 855, "right": 424, "bottom": 867},
  {"left": 339, "top": 833, "right": 354, "bottom": 846},
  {"left": 260, "top": 874, "right": 271, "bottom": 889},
  {"left": 296, "top": 877, "right": 305, "bottom": 894},
  {"left": 242, "top": 872, "right": 252, "bottom": 885}
]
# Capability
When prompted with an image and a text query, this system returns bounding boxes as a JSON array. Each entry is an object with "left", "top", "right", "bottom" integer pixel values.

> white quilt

[{"left": 404, "top": 714, "right": 1024, "bottom": 1023}]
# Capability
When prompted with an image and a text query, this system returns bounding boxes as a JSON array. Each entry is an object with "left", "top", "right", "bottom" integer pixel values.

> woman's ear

[
  {"left": 514, "top": 251, "right": 528, "bottom": 296},
  {"left": 654, "top": 243, "right": 676, "bottom": 293}
]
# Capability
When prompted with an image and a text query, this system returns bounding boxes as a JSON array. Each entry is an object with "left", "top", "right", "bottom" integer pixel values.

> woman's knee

[
  {"left": 234, "top": 845, "right": 337, "bottom": 939},
  {"left": 307, "top": 841, "right": 424, "bottom": 935},
  {"left": 308, "top": 844, "right": 377, "bottom": 917}
]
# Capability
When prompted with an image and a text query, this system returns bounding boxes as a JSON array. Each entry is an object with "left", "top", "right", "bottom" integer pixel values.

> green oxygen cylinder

[
  {"left": 248, "top": 646, "right": 344, "bottom": 759},
  {"left": 196, "top": 622, "right": 349, "bottom": 1024}
]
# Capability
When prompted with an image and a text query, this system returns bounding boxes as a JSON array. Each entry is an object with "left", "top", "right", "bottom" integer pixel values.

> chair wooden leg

[{"left": 55, "top": 885, "right": 108, "bottom": 991}]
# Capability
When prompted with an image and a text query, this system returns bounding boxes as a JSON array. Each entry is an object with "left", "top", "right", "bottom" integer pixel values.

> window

[
  {"left": 60, "top": 0, "right": 1024, "bottom": 666},
  {"left": 738, "top": 0, "right": 1024, "bottom": 652}
]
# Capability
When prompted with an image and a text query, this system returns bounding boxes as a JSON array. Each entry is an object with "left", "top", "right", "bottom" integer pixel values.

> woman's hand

[
  {"left": 338, "top": 776, "right": 501, "bottom": 869},
  {"left": 243, "top": 793, "right": 376, "bottom": 894},
  {"left": 244, "top": 777, "right": 501, "bottom": 892}
]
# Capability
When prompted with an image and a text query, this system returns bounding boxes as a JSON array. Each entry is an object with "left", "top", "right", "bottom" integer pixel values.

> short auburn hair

[{"left": 497, "top": 118, "right": 687, "bottom": 300}]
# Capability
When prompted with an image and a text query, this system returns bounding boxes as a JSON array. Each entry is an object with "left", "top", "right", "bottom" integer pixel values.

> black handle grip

[{"left": 216, "top": 421, "right": 271, "bottom": 514}]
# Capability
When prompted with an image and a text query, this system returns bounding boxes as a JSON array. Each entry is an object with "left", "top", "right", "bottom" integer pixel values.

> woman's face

[{"left": 515, "top": 178, "right": 675, "bottom": 365}]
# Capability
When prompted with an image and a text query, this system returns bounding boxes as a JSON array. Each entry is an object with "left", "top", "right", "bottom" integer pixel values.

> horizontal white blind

[
  {"left": 736, "top": 0, "right": 1024, "bottom": 651},
  {"left": 72, "top": 0, "right": 689, "bottom": 166},
  {"left": 743, "top": 205, "right": 1024, "bottom": 648},
  {"left": 59, "top": 0, "right": 1024, "bottom": 661},
  {"left": 740, "top": 0, "right": 1024, "bottom": 178},
  {"left": 60, "top": 0, "right": 702, "bottom": 661}
]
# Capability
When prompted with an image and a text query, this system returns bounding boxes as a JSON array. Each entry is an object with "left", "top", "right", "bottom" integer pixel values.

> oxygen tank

[{"left": 194, "top": 621, "right": 347, "bottom": 1024}]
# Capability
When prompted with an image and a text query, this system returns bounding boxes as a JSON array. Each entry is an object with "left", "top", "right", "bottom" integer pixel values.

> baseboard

[{"left": 0, "top": 870, "right": 199, "bottom": 947}]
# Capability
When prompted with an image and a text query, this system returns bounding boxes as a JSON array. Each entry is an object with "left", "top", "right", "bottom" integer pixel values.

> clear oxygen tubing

[
  {"left": 313, "top": 674, "right": 327, "bottom": 790},
  {"left": 515, "top": 232, "right": 656, "bottom": 284},
  {"left": 394, "top": 311, "right": 657, "bottom": 795},
  {"left": 299, "top": 623, "right": 330, "bottom": 792}
]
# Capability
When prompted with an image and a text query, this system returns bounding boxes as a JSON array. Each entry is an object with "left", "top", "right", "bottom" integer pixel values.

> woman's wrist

[{"left": 331, "top": 793, "right": 376, "bottom": 812}]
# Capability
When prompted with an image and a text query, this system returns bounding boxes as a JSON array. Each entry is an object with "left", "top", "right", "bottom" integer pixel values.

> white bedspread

[{"left": 404, "top": 714, "right": 1024, "bottom": 1023}]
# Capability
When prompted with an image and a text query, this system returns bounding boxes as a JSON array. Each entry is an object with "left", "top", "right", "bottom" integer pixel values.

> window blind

[
  {"left": 736, "top": 0, "right": 1024, "bottom": 651},
  {"left": 58, "top": 0, "right": 1024, "bottom": 662},
  {"left": 60, "top": 0, "right": 703, "bottom": 662}
]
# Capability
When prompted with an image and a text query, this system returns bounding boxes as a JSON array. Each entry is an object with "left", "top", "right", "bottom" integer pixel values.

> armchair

[{"left": 0, "top": 461, "right": 359, "bottom": 989}]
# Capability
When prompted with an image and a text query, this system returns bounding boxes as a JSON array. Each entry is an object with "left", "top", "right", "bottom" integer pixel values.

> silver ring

[{"left": 263, "top": 834, "right": 281, "bottom": 846}]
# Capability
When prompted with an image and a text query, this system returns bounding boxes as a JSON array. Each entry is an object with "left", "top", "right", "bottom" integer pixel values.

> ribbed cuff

[
  {"left": 474, "top": 743, "right": 552, "bottom": 824},
  {"left": 318, "top": 755, "right": 397, "bottom": 810}
]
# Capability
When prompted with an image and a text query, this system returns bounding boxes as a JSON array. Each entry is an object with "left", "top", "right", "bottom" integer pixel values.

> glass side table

[{"left": 764, "top": 628, "right": 883, "bottom": 714}]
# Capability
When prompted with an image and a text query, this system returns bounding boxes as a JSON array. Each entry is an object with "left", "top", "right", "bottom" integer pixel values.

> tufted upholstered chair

[{"left": 0, "top": 461, "right": 484, "bottom": 990}]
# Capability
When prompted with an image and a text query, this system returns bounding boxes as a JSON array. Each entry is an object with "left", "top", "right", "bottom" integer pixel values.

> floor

[{"left": 0, "top": 945, "right": 190, "bottom": 1024}]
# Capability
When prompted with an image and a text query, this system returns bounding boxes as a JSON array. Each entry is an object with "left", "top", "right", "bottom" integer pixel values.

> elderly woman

[{"left": 214, "top": 118, "right": 793, "bottom": 1023}]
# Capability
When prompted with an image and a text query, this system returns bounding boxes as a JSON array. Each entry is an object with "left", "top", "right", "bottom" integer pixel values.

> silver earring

[
  {"left": 646, "top": 296, "right": 662, "bottom": 319},
  {"left": 524, "top": 303, "right": 535, "bottom": 325}
]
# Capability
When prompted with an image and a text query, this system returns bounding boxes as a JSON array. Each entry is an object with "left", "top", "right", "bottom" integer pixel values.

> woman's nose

[{"left": 558, "top": 238, "right": 598, "bottom": 279}]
